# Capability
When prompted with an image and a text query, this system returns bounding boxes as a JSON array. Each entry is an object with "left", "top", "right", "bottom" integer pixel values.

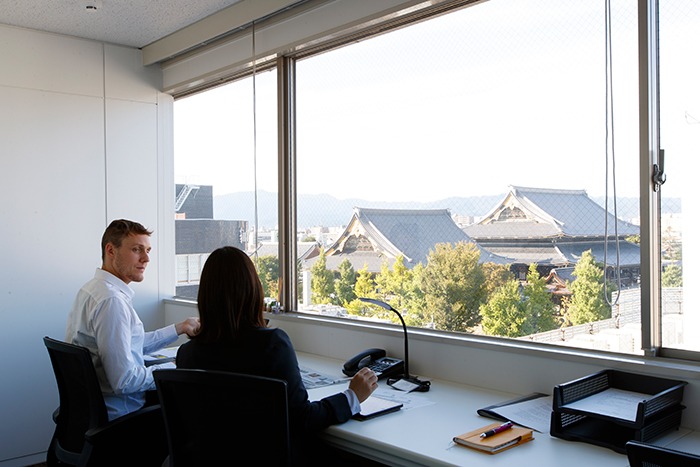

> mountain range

[{"left": 213, "top": 191, "right": 675, "bottom": 230}]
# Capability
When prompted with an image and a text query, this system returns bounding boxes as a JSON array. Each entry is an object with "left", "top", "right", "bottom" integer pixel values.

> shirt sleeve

[
  {"left": 143, "top": 324, "right": 179, "bottom": 354},
  {"left": 343, "top": 388, "right": 361, "bottom": 415}
]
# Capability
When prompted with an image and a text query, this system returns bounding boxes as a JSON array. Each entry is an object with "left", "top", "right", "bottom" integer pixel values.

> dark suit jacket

[{"left": 176, "top": 327, "right": 351, "bottom": 462}]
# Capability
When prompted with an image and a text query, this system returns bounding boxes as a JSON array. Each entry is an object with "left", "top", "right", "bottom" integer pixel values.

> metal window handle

[{"left": 653, "top": 149, "right": 666, "bottom": 191}]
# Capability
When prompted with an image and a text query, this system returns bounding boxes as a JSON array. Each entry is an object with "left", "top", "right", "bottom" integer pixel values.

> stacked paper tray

[{"left": 550, "top": 369, "right": 687, "bottom": 454}]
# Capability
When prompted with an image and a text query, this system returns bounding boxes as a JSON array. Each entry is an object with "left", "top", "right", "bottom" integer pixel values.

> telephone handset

[{"left": 342, "top": 348, "right": 404, "bottom": 379}]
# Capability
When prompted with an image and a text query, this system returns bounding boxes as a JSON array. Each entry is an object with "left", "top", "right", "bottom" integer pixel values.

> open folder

[{"left": 353, "top": 396, "right": 403, "bottom": 421}]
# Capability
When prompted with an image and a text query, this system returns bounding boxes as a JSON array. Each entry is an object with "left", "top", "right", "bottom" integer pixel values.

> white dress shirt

[{"left": 65, "top": 268, "right": 178, "bottom": 420}]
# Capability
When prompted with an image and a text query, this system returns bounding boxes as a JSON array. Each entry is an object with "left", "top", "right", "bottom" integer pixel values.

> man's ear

[{"left": 104, "top": 242, "right": 116, "bottom": 259}]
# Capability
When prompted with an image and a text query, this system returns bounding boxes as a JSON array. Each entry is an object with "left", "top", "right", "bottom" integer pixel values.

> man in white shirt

[{"left": 65, "top": 219, "right": 200, "bottom": 420}]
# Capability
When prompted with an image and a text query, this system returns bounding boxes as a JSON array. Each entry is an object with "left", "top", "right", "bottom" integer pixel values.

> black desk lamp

[{"left": 359, "top": 297, "right": 430, "bottom": 392}]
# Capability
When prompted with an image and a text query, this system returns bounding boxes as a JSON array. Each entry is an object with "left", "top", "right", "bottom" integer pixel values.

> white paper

[
  {"left": 487, "top": 396, "right": 553, "bottom": 433},
  {"left": 562, "top": 388, "right": 648, "bottom": 422},
  {"left": 144, "top": 346, "right": 178, "bottom": 362}
]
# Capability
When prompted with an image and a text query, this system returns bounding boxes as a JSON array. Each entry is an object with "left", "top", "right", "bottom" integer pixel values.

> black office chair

[
  {"left": 626, "top": 440, "right": 700, "bottom": 467},
  {"left": 43, "top": 336, "right": 167, "bottom": 467},
  {"left": 154, "top": 368, "right": 291, "bottom": 466}
]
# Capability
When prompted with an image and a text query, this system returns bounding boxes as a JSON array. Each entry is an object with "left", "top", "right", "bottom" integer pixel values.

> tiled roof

[
  {"left": 466, "top": 185, "right": 639, "bottom": 239},
  {"left": 557, "top": 240, "right": 640, "bottom": 266},
  {"left": 478, "top": 244, "right": 570, "bottom": 266},
  {"left": 318, "top": 207, "right": 512, "bottom": 272}
]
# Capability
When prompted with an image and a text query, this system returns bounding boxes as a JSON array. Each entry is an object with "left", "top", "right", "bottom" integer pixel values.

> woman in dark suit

[{"left": 176, "top": 246, "right": 378, "bottom": 465}]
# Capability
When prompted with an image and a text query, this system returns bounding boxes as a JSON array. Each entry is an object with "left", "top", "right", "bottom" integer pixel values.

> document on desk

[
  {"left": 144, "top": 346, "right": 178, "bottom": 366},
  {"left": 561, "top": 388, "right": 648, "bottom": 422},
  {"left": 478, "top": 393, "right": 552, "bottom": 433},
  {"left": 299, "top": 366, "right": 348, "bottom": 389}
]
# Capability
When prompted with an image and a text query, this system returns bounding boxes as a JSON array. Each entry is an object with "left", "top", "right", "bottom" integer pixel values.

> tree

[
  {"left": 480, "top": 264, "right": 559, "bottom": 337},
  {"left": 420, "top": 241, "right": 486, "bottom": 332},
  {"left": 566, "top": 250, "right": 611, "bottom": 325},
  {"left": 334, "top": 259, "right": 356, "bottom": 305},
  {"left": 481, "top": 262, "right": 515, "bottom": 298},
  {"left": 254, "top": 255, "right": 279, "bottom": 299},
  {"left": 480, "top": 279, "right": 526, "bottom": 337},
  {"left": 662, "top": 264, "right": 683, "bottom": 288},
  {"left": 310, "top": 247, "right": 334, "bottom": 304},
  {"left": 345, "top": 265, "right": 378, "bottom": 317},
  {"left": 522, "top": 263, "right": 558, "bottom": 333},
  {"left": 374, "top": 255, "right": 413, "bottom": 311}
]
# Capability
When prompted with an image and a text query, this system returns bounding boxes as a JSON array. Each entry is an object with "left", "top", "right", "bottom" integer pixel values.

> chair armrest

[{"left": 85, "top": 405, "right": 167, "bottom": 466}]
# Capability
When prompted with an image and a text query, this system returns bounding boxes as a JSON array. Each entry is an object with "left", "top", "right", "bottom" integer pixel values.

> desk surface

[{"left": 300, "top": 352, "right": 695, "bottom": 467}]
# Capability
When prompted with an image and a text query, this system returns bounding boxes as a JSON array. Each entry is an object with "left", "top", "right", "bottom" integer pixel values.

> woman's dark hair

[{"left": 195, "top": 246, "right": 267, "bottom": 342}]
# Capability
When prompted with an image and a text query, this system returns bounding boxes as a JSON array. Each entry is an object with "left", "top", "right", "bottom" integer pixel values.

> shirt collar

[{"left": 94, "top": 268, "right": 135, "bottom": 299}]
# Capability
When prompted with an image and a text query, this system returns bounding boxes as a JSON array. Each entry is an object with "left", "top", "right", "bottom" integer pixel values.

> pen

[{"left": 480, "top": 421, "right": 513, "bottom": 438}]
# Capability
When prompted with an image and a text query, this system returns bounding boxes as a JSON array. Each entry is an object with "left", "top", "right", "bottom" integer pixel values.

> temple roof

[
  {"left": 304, "top": 207, "right": 512, "bottom": 272},
  {"left": 464, "top": 185, "right": 640, "bottom": 239},
  {"left": 463, "top": 186, "right": 641, "bottom": 267}
]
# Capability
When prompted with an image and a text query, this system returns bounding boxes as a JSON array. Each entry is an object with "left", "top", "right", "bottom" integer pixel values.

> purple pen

[{"left": 480, "top": 421, "right": 514, "bottom": 438}]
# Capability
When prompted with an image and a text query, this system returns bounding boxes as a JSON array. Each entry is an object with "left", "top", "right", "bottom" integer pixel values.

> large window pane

[
  {"left": 296, "top": 0, "right": 643, "bottom": 353},
  {"left": 659, "top": 1, "right": 700, "bottom": 352},
  {"left": 174, "top": 70, "right": 278, "bottom": 299}
]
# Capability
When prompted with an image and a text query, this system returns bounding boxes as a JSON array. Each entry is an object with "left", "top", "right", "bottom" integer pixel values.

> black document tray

[{"left": 550, "top": 369, "right": 687, "bottom": 454}]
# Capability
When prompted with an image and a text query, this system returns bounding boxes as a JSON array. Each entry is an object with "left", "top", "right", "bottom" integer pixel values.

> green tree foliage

[
  {"left": 310, "top": 247, "right": 334, "bottom": 304},
  {"left": 481, "top": 262, "right": 515, "bottom": 298},
  {"left": 480, "top": 279, "right": 526, "bottom": 337},
  {"left": 662, "top": 264, "right": 683, "bottom": 288},
  {"left": 405, "top": 263, "right": 428, "bottom": 327},
  {"left": 345, "top": 265, "right": 376, "bottom": 317},
  {"left": 522, "top": 263, "right": 558, "bottom": 333},
  {"left": 567, "top": 250, "right": 611, "bottom": 325},
  {"left": 334, "top": 259, "right": 356, "bottom": 305},
  {"left": 254, "top": 255, "right": 279, "bottom": 299},
  {"left": 480, "top": 264, "right": 559, "bottom": 337},
  {"left": 374, "top": 255, "right": 413, "bottom": 309},
  {"left": 421, "top": 242, "right": 486, "bottom": 332}
]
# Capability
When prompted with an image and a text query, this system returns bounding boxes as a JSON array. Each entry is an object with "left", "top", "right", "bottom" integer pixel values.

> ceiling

[{"left": 0, "top": 0, "right": 244, "bottom": 48}]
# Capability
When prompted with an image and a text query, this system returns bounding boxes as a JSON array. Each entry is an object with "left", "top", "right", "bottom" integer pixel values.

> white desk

[{"left": 301, "top": 352, "right": 693, "bottom": 467}]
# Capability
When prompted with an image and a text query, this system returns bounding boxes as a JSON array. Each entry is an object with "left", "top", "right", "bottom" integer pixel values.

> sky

[{"left": 174, "top": 0, "right": 698, "bottom": 204}]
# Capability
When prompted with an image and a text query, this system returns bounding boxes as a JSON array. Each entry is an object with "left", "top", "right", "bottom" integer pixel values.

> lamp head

[{"left": 358, "top": 297, "right": 394, "bottom": 311}]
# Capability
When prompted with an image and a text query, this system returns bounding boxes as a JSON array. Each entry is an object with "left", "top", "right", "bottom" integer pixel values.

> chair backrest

[
  {"left": 44, "top": 336, "right": 109, "bottom": 463},
  {"left": 154, "top": 368, "right": 291, "bottom": 467},
  {"left": 626, "top": 440, "right": 700, "bottom": 467}
]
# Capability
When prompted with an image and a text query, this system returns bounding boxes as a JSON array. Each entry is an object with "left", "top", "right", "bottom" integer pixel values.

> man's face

[{"left": 107, "top": 234, "right": 151, "bottom": 284}]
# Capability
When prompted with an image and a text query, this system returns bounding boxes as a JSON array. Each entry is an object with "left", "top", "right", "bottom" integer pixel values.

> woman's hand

[{"left": 348, "top": 367, "right": 378, "bottom": 403}]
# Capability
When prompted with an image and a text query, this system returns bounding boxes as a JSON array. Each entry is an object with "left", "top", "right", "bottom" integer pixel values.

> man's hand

[{"left": 175, "top": 317, "right": 200, "bottom": 337}]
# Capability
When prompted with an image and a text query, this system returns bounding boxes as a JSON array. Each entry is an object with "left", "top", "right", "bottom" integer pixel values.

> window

[
  {"left": 173, "top": 0, "right": 699, "bottom": 361},
  {"left": 296, "top": 0, "right": 643, "bottom": 352},
  {"left": 174, "top": 69, "right": 278, "bottom": 299},
  {"left": 658, "top": 1, "right": 700, "bottom": 355}
]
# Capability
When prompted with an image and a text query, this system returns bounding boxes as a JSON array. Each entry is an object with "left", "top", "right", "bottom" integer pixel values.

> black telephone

[{"left": 342, "top": 348, "right": 404, "bottom": 379}]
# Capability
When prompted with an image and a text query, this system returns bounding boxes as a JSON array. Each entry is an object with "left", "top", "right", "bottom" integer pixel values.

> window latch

[{"left": 652, "top": 149, "right": 666, "bottom": 192}]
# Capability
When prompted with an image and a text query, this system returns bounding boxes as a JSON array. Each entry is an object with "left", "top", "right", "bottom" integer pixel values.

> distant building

[
  {"left": 175, "top": 184, "right": 247, "bottom": 299},
  {"left": 463, "top": 186, "right": 641, "bottom": 286},
  {"left": 302, "top": 207, "right": 512, "bottom": 274}
]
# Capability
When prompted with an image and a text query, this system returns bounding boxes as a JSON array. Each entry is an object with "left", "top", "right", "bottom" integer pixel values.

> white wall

[{"left": 0, "top": 24, "right": 172, "bottom": 466}]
